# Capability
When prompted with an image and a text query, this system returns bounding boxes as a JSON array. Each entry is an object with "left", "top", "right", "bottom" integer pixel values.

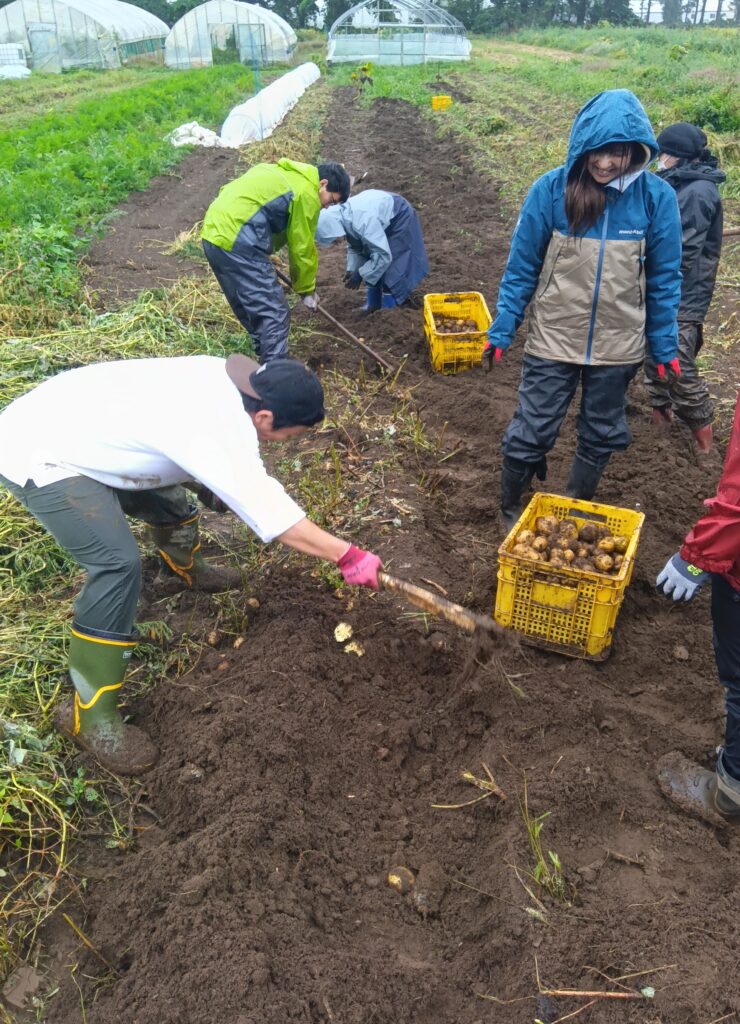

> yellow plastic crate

[
  {"left": 424, "top": 291, "right": 492, "bottom": 374},
  {"left": 431, "top": 94, "right": 453, "bottom": 110},
  {"left": 494, "top": 492, "right": 645, "bottom": 660}
]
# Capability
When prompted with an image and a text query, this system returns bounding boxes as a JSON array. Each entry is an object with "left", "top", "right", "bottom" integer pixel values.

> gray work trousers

[
  {"left": 644, "top": 322, "right": 714, "bottom": 430},
  {"left": 1, "top": 474, "right": 191, "bottom": 636}
]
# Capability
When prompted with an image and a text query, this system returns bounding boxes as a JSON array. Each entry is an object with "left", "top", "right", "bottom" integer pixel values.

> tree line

[{"left": 0, "top": 0, "right": 737, "bottom": 33}]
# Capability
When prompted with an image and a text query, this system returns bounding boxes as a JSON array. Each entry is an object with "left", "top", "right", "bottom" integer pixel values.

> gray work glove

[
  {"left": 301, "top": 292, "right": 320, "bottom": 310},
  {"left": 656, "top": 553, "right": 710, "bottom": 602}
]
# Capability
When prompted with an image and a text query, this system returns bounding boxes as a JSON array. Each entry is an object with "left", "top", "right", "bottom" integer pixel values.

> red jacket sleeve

[{"left": 680, "top": 395, "right": 740, "bottom": 587}]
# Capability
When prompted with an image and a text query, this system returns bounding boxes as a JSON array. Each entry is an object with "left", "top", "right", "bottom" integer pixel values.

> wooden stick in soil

[{"left": 275, "top": 267, "right": 394, "bottom": 373}]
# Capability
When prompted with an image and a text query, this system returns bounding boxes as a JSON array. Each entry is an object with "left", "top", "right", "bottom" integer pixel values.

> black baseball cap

[{"left": 226, "top": 354, "right": 325, "bottom": 429}]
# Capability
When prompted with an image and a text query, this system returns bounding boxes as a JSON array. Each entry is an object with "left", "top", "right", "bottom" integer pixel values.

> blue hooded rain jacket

[{"left": 489, "top": 90, "right": 682, "bottom": 367}]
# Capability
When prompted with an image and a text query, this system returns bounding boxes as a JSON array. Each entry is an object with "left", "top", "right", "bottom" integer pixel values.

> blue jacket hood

[{"left": 566, "top": 90, "right": 658, "bottom": 174}]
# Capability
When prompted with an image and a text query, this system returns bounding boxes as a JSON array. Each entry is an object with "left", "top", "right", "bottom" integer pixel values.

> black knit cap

[
  {"left": 656, "top": 122, "right": 707, "bottom": 160},
  {"left": 226, "top": 354, "right": 325, "bottom": 429}
]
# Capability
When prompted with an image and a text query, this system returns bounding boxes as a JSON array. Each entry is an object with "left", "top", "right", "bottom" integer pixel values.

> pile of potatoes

[
  {"left": 435, "top": 316, "right": 480, "bottom": 334},
  {"left": 510, "top": 515, "right": 629, "bottom": 575}
]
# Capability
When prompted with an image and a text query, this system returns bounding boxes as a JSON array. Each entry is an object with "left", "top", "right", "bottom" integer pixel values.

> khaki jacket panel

[{"left": 525, "top": 232, "right": 647, "bottom": 366}]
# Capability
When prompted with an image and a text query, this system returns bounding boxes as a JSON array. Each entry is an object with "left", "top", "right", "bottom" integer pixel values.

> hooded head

[
  {"left": 315, "top": 206, "right": 347, "bottom": 247},
  {"left": 566, "top": 89, "right": 657, "bottom": 176},
  {"left": 564, "top": 90, "right": 658, "bottom": 234}
]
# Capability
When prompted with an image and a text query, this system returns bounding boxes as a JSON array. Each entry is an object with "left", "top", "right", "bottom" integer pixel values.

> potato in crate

[
  {"left": 423, "top": 292, "right": 492, "bottom": 374},
  {"left": 494, "top": 492, "right": 645, "bottom": 660}
]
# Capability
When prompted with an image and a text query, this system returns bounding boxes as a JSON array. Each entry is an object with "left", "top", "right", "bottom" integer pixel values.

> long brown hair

[{"left": 565, "top": 142, "right": 646, "bottom": 235}]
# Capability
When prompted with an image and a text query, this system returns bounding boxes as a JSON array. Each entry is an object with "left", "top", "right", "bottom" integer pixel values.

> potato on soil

[
  {"left": 596, "top": 537, "right": 616, "bottom": 553},
  {"left": 562, "top": 549, "right": 575, "bottom": 563},
  {"left": 516, "top": 529, "right": 536, "bottom": 546},
  {"left": 574, "top": 557, "right": 592, "bottom": 570},
  {"left": 612, "top": 535, "right": 629, "bottom": 554},
  {"left": 613, "top": 554, "right": 624, "bottom": 570},
  {"left": 532, "top": 536, "right": 548, "bottom": 553}
]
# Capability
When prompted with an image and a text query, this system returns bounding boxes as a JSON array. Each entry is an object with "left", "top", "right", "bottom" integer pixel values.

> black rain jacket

[{"left": 659, "top": 156, "right": 725, "bottom": 322}]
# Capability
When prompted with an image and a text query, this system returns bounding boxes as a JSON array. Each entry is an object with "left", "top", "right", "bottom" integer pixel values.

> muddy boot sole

[
  {"left": 656, "top": 751, "right": 728, "bottom": 827},
  {"left": 54, "top": 701, "right": 159, "bottom": 777}
]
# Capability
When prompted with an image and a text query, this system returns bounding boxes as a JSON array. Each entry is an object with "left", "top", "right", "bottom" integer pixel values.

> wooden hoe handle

[
  {"left": 378, "top": 571, "right": 503, "bottom": 637},
  {"left": 275, "top": 267, "right": 394, "bottom": 373}
]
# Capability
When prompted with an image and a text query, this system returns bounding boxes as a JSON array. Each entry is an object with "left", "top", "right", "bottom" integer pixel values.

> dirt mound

[{"left": 48, "top": 92, "right": 739, "bottom": 1024}]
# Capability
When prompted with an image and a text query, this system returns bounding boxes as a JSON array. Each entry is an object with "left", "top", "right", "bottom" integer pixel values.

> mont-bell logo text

[{"left": 619, "top": 229, "right": 644, "bottom": 236}]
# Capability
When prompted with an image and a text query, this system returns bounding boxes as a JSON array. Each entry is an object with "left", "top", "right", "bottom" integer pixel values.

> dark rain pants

[
  {"left": 203, "top": 238, "right": 289, "bottom": 363},
  {"left": 502, "top": 355, "right": 641, "bottom": 471},
  {"left": 712, "top": 575, "right": 740, "bottom": 782},
  {"left": 643, "top": 322, "right": 714, "bottom": 430},
  {"left": 1, "top": 474, "right": 190, "bottom": 636}
]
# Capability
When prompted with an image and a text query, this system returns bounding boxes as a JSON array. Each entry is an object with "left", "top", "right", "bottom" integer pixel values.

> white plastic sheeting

[
  {"left": 219, "top": 61, "right": 320, "bottom": 148},
  {"left": 0, "top": 0, "right": 168, "bottom": 72},
  {"left": 0, "top": 62, "right": 31, "bottom": 77},
  {"left": 170, "top": 121, "right": 224, "bottom": 147},
  {"left": 328, "top": 0, "right": 470, "bottom": 65},
  {"left": 165, "top": 0, "right": 296, "bottom": 69}
]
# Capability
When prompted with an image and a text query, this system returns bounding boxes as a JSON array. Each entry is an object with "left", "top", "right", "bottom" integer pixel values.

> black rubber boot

[
  {"left": 54, "top": 626, "right": 158, "bottom": 776},
  {"left": 500, "top": 457, "right": 538, "bottom": 532},
  {"left": 148, "top": 508, "right": 242, "bottom": 592},
  {"left": 565, "top": 457, "right": 606, "bottom": 501}
]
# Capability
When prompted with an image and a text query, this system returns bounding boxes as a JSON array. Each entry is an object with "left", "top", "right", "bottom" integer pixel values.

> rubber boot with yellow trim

[
  {"left": 148, "top": 509, "right": 241, "bottom": 592},
  {"left": 54, "top": 626, "right": 158, "bottom": 776}
]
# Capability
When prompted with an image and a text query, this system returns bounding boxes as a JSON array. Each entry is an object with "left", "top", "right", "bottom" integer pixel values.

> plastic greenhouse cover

[
  {"left": 219, "top": 61, "right": 320, "bottom": 147},
  {"left": 40, "top": 0, "right": 168, "bottom": 41},
  {"left": 165, "top": 0, "right": 296, "bottom": 69}
]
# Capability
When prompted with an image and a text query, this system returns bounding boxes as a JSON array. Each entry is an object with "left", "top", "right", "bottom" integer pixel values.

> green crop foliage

[{"left": 0, "top": 64, "right": 270, "bottom": 328}]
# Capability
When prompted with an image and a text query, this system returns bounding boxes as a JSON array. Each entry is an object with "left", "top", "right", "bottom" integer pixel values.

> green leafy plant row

[{"left": 0, "top": 65, "right": 261, "bottom": 326}]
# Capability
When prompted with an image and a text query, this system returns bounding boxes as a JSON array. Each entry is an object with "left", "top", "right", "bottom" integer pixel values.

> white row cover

[
  {"left": 165, "top": 0, "right": 296, "bottom": 69},
  {"left": 219, "top": 61, "right": 320, "bottom": 147},
  {"left": 0, "top": 0, "right": 167, "bottom": 72}
]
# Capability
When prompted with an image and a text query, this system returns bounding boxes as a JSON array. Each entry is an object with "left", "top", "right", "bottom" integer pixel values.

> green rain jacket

[{"left": 202, "top": 159, "right": 320, "bottom": 295}]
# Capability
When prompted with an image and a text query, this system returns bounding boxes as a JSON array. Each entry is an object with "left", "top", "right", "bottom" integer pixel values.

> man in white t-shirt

[{"left": 0, "top": 354, "right": 382, "bottom": 776}]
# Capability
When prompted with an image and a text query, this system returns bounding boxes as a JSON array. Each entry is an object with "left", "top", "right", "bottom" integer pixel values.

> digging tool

[
  {"left": 275, "top": 267, "right": 394, "bottom": 373},
  {"left": 378, "top": 571, "right": 505, "bottom": 638}
]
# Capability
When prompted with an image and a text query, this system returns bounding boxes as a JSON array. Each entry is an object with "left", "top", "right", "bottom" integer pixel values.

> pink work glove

[
  {"left": 337, "top": 544, "right": 382, "bottom": 590},
  {"left": 481, "top": 341, "right": 503, "bottom": 372},
  {"left": 656, "top": 357, "right": 681, "bottom": 379}
]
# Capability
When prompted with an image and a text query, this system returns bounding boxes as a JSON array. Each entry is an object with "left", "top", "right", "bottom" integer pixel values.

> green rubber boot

[
  {"left": 148, "top": 509, "right": 241, "bottom": 592},
  {"left": 54, "top": 626, "right": 158, "bottom": 776}
]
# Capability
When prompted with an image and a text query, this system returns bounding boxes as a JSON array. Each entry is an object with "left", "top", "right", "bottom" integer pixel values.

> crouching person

[
  {"left": 315, "top": 189, "right": 429, "bottom": 312},
  {"left": 0, "top": 355, "right": 382, "bottom": 776}
]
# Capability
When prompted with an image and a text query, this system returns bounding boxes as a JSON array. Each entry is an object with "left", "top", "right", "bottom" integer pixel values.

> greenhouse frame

[
  {"left": 327, "top": 0, "right": 470, "bottom": 65},
  {"left": 0, "top": 0, "right": 168, "bottom": 72},
  {"left": 165, "top": 0, "right": 296, "bottom": 69}
]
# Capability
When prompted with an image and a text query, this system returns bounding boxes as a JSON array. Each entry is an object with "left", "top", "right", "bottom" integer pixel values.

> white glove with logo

[{"left": 301, "top": 292, "right": 320, "bottom": 310}]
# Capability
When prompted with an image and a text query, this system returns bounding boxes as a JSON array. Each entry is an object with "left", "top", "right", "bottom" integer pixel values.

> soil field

[{"left": 45, "top": 91, "right": 740, "bottom": 1024}]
